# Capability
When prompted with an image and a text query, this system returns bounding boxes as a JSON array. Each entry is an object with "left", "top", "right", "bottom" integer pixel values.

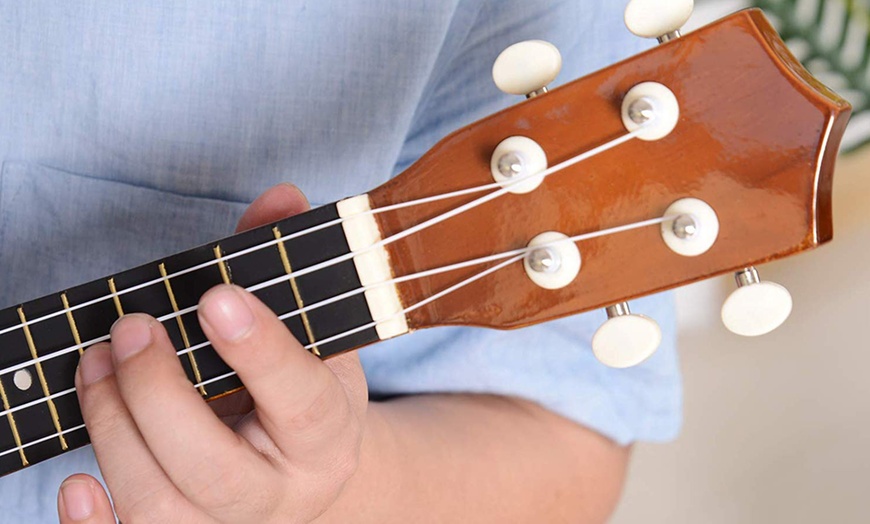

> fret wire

[
  {"left": 159, "top": 263, "right": 207, "bottom": 396},
  {"left": 0, "top": 387, "right": 76, "bottom": 420},
  {"left": 273, "top": 226, "right": 320, "bottom": 357},
  {"left": 196, "top": 369, "right": 238, "bottom": 390},
  {"left": 0, "top": 131, "right": 680, "bottom": 463},
  {"left": 0, "top": 378, "right": 27, "bottom": 465},
  {"left": 0, "top": 213, "right": 674, "bottom": 388},
  {"left": 0, "top": 252, "right": 525, "bottom": 445},
  {"left": 107, "top": 278, "right": 124, "bottom": 317},
  {"left": 0, "top": 217, "right": 342, "bottom": 339},
  {"left": 0, "top": 176, "right": 502, "bottom": 340},
  {"left": 213, "top": 246, "right": 232, "bottom": 285},
  {"left": 187, "top": 255, "right": 524, "bottom": 381},
  {"left": 0, "top": 334, "right": 110, "bottom": 380},
  {"left": 0, "top": 175, "right": 520, "bottom": 341},
  {"left": 0, "top": 210, "right": 677, "bottom": 465},
  {"left": 0, "top": 130, "right": 637, "bottom": 341},
  {"left": 60, "top": 293, "right": 84, "bottom": 357},
  {"left": 0, "top": 423, "right": 86, "bottom": 460},
  {"left": 16, "top": 308, "right": 67, "bottom": 451},
  {"left": 297, "top": 254, "right": 525, "bottom": 352}
]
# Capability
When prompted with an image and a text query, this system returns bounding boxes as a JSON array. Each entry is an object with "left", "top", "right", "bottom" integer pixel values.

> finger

[
  {"left": 236, "top": 183, "right": 310, "bottom": 232},
  {"left": 198, "top": 285, "right": 361, "bottom": 466},
  {"left": 57, "top": 474, "right": 114, "bottom": 524},
  {"left": 107, "top": 314, "right": 279, "bottom": 508},
  {"left": 75, "top": 345, "right": 191, "bottom": 519}
]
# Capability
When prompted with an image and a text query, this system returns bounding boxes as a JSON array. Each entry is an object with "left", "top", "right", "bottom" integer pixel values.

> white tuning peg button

[
  {"left": 721, "top": 267, "right": 793, "bottom": 337},
  {"left": 625, "top": 0, "right": 694, "bottom": 42},
  {"left": 592, "top": 303, "right": 662, "bottom": 369},
  {"left": 492, "top": 40, "right": 562, "bottom": 98}
]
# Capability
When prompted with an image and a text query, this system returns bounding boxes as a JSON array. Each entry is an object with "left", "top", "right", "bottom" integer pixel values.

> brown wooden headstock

[{"left": 369, "top": 9, "right": 851, "bottom": 332}]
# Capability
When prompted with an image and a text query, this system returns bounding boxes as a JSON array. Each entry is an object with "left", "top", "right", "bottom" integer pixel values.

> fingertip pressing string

[
  {"left": 0, "top": 129, "right": 658, "bottom": 458},
  {"left": 0, "top": 211, "right": 682, "bottom": 434},
  {"left": 0, "top": 129, "right": 643, "bottom": 339},
  {"left": 193, "top": 253, "right": 527, "bottom": 391},
  {"left": 0, "top": 129, "right": 645, "bottom": 386}
]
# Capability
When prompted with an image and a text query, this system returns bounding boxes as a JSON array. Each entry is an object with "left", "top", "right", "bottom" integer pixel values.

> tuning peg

[
  {"left": 721, "top": 267, "right": 793, "bottom": 337},
  {"left": 625, "top": 0, "right": 694, "bottom": 43},
  {"left": 492, "top": 40, "right": 562, "bottom": 98},
  {"left": 592, "top": 303, "right": 662, "bottom": 369}
]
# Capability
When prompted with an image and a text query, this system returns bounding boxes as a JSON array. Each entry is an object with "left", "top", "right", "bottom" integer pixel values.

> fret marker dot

[{"left": 13, "top": 369, "right": 32, "bottom": 391}]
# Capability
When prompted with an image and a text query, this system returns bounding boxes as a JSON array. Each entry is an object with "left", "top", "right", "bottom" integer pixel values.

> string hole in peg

[
  {"left": 492, "top": 40, "right": 562, "bottom": 97},
  {"left": 523, "top": 232, "right": 581, "bottom": 290},
  {"left": 621, "top": 82, "right": 680, "bottom": 140},
  {"left": 592, "top": 303, "right": 662, "bottom": 369},
  {"left": 527, "top": 247, "right": 562, "bottom": 274},
  {"left": 721, "top": 267, "right": 793, "bottom": 337},
  {"left": 491, "top": 136, "right": 548, "bottom": 194},
  {"left": 624, "top": 0, "right": 694, "bottom": 42},
  {"left": 661, "top": 198, "right": 719, "bottom": 256}
]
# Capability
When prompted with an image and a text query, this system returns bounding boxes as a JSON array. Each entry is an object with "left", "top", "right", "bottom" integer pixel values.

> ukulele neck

[{"left": 0, "top": 198, "right": 391, "bottom": 477}]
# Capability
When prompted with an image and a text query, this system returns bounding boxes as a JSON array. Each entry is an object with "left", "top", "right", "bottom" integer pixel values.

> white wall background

[{"left": 612, "top": 2, "right": 870, "bottom": 522}]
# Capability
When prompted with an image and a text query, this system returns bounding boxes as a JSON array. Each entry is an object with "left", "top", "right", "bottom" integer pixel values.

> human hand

[{"left": 57, "top": 184, "right": 370, "bottom": 523}]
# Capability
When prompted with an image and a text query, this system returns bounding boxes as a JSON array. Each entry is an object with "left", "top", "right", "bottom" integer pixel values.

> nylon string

[
  {"left": 0, "top": 129, "right": 653, "bottom": 458},
  {"left": 0, "top": 211, "right": 681, "bottom": 460},
  {"left": 0, "top": 129, "right": 640, "bottom": 338},
  {"left": 0, "top": 129, "right": 643, "bottom": 379}
]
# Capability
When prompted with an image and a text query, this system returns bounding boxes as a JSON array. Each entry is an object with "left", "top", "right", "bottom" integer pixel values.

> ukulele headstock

[{"left": 368, "top": 7, "right": 851, "bottom": 367}]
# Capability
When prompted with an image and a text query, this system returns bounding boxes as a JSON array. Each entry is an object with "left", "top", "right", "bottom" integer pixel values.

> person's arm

[
  {"left": 322, "top": 394, "right": 629, "bottom": 523},
  {"left": 55, "top": 184, "right": 629, "bottom": 524}
]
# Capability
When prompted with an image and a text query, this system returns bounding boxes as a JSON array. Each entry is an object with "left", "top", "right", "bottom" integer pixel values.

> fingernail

[
  {"left": 60, "top": 479, "right": 94, "bottom": 521},
  {"left": 79, "top": 346, "right": 114, "bottom": 386},
  {"left": 110, "top": 314, "right": 153, "bottom": 363},
  {"left": 200, "top": 286, "right": 255, "bottom": 341}
]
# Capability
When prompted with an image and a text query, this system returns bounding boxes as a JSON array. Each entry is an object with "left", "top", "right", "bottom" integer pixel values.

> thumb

[{"left": 57, "top": 474, "right": 115, "bottom": 524}]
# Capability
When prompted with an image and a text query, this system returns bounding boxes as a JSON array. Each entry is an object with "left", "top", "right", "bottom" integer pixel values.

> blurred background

[{"left": 612, "top": 1, "right": 870, "bottom": 522}]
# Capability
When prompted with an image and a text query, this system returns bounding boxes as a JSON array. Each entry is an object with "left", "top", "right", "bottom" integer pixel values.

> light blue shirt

[{"left": 0, "top": 1, "right": 681, "bottom": 520}]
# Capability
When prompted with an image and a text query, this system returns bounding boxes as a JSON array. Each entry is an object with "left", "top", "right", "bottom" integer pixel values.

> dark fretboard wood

[{"left": 0, "top": 201, "right": 381, "bottom": 478}]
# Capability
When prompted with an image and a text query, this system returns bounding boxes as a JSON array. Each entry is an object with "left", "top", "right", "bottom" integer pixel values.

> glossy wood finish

[{"left": 369, "top": 9, "right": 851, "bottom": 331}]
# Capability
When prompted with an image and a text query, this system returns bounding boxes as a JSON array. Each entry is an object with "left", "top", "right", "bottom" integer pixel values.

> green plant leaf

[{"left": 752, "top": 0, "right": 870, "bottom": 151}]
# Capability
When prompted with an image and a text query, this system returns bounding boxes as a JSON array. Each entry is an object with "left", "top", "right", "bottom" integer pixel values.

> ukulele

[{"left": 0, "top": 5, "right": 851, "bottom": 479}]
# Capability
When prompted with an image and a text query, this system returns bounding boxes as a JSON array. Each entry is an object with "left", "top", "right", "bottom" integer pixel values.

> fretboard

[{"left": 0, "top": 201, "right": 383, "bottom": 477}]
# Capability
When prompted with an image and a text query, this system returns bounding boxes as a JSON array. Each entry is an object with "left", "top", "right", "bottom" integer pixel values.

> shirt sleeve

[{"left": 358, "top": 0, "right": 682, "bottom": 445}]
